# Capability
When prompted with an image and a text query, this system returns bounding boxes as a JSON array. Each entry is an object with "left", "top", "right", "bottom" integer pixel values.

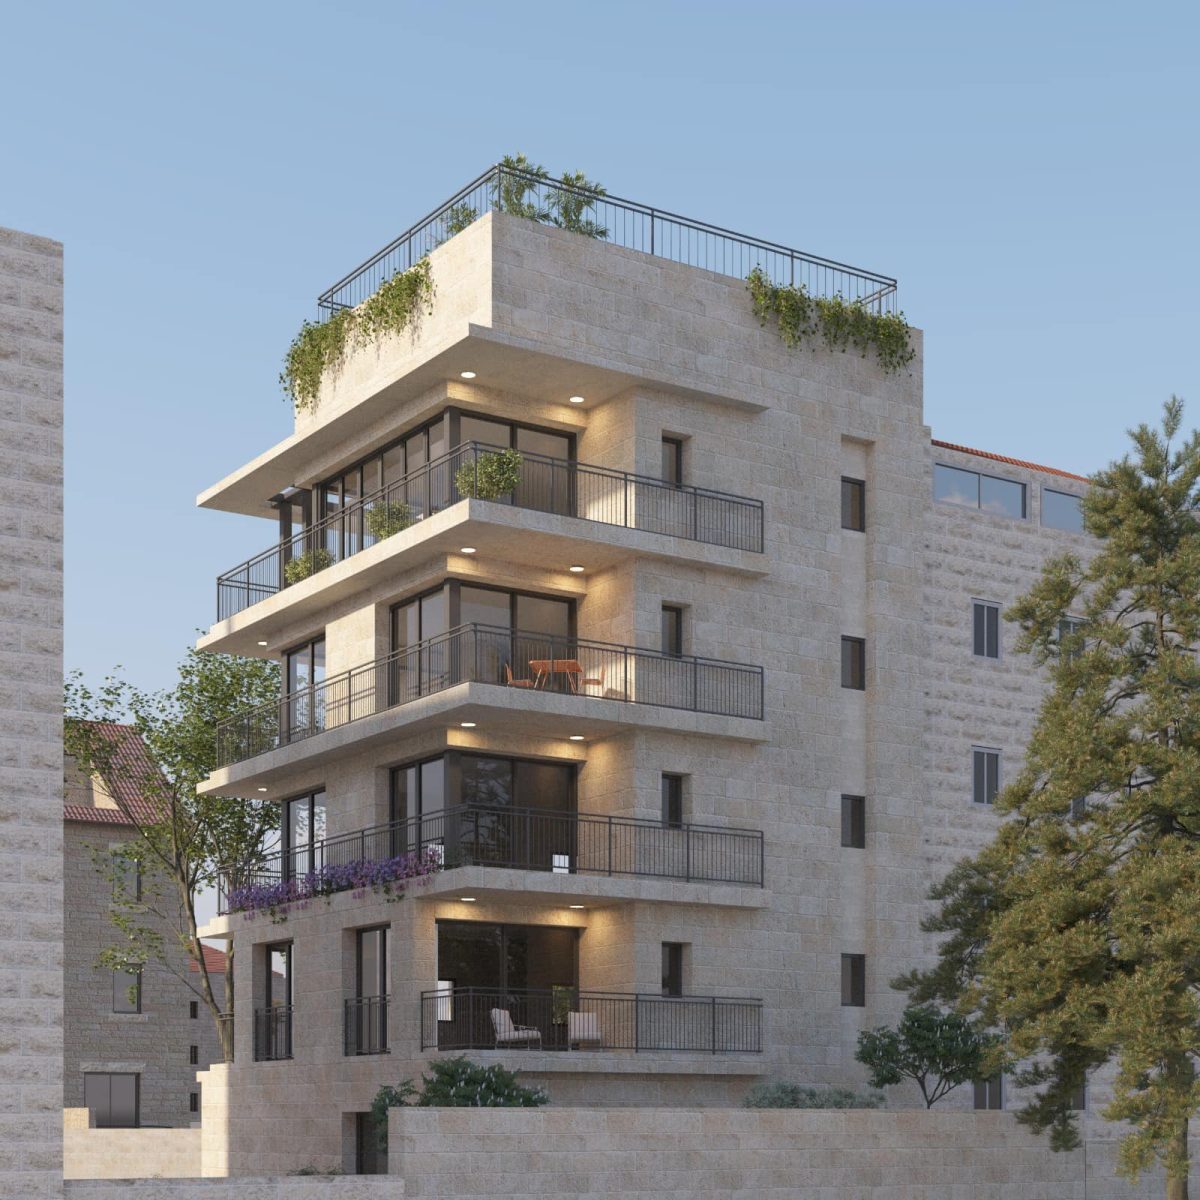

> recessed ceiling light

[
  {"left": 568, "top": 735, "right": 585, "bottom": 742},
  {"left": 568, "top": 904, "right": 586, "bottom": 910},
  {"left": 257, "top": 640, "right": 269, "bottom": 647},
  {"left": 569, "top": 395, "right": 585, "bottom": 404},
  {"left": 460, "top": 896, "right": 477, "bottom": 903},
  {"left": 569, "top": 564, "right": 585, "bottom": 573},
  {"left": 257, "top": 787, "right": 268, "bottom": 792},
  {"left": 460, "top": 546, "right": 477, "bottom": 554},
  {"left": 460, "top": 721, "right": 477, "bottom": 729},
  {"left": 460, "top": 371, "right": 477, "bottom": 379}
]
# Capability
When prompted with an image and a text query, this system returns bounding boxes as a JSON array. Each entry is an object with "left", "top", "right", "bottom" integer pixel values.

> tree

[
  {"left": 64, "top": 646, "right": 280, "bottom": 1062},
  {"left": 900, "top": 399, "right": 1200, "bottom": 1199},
  {"left": 855, "top": 1005, "right": 997, "bottom": 1108}
]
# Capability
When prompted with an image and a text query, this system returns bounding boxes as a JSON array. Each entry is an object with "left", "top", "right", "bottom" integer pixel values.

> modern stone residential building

[
  {"left": 63, "top": 724, "right": 223, "bottom": 1129},
  {"left": 191, "top": 165, "right": 1094, "bottom": 1174}
]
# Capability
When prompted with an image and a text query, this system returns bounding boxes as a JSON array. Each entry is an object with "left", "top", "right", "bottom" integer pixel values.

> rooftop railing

[
  {"left": 214, "top": 623, "right": 764, "bottom": 768},
  {"left": 215, "top": 442, "right": 765, "bottom": 621},
  {"left": 217, "top": 805, "right": 764, "bottom": 913},
  {"left": 421, "top": 986, "right": 763, "bottom": 1054},
  {"left": 317, "top": 163, "right": 896, "bottom": 318}
]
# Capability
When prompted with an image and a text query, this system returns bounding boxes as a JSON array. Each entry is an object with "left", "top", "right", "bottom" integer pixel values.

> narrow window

[
  {"left": 188, "top": 1045, "right": 199, "bottom": 1066},
  {"left": 661, "top": 774, "right": 684, "bottom": 829},
  {"left": 972, "top": 601, "right": 1000, "bottom": 659},
  {"left": 1069, "top": 1083, "right": 1086, "bottom": 1111},
  {"left": 974, "top": 1077, "right": 1003, "bottom": 1110},
  {"left": 841, "top": 477, "right": 865, "bottom": 532},
  {"left": 661, "top": 943, "right": 684, "bottom": 998},
  {"left": 355, "top": 1110, "right": 388, "bottom": 1175},
  {"left": 661, "top": 605, "right": 684, "bottom": 657},
  {"left": 113, "top": 968, "right": 141, "bottom": 1014},
  {"left": 112, "top": 853, "right": 141, "bottom": 902},
  {"left": 661, "top": 437, "right": 684, "bottom": 486},
  {"left": 841, "top": 637, "right": 866, "bottom": 690},
  {"left": 189, "top": 1092, "right": 199, "bottom": 1115},
  {"left": 841, "top": 795, "right": 866, "bottom": 849},
  {"left": 1058, "top": 617, "right": 1085, "bottom": 660},
  {"left": 972, "top": 748, "right": 1001, "bottom": 805},
  {"left": 189, "top": 1000, "right": 198, "bottom": 1020},
  {"left": 841, "top": 953, "right": 866, "bottom": 1007}
]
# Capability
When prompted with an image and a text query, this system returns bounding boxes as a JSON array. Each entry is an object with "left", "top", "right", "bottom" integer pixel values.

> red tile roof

[
  {"left": 189, "top": 944, "right": 229, "bottom": 976},
  {"left": 931, "top": 439, "right": 1089, "bottom": 484},
  {"left": 63, "top": 722, "right": 166, "bottom": 826}
]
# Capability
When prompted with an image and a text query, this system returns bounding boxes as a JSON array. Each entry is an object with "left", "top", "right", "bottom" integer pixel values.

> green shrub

[
  {"left": 454, "top": 448, "right": 523, "bottom": 501},
  {"left": 743, "top": 1082, "right": 885, "bottom": 1109},
  {"left": 283, "top": 547, "right": 333, "bottom": 586},
  {"left": 418, "top": 1057, "right": 548, "bottom": 1108},
  {"left": 365, "top": 501, "right": 414, "bottom": 541}
]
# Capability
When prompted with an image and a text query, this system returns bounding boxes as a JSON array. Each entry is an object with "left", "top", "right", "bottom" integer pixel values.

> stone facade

[
  {"left": 0, "top": 224, "right": 64, "bottom": 1198},
  {"left": 190, "top": 205, "right": 1140, "bottom": 1181},
  {"left": 63, "top": 757, "right": 223, "bottom": 1128}
]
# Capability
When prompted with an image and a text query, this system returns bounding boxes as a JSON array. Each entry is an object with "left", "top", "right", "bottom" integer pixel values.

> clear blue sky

[{"left": 3, "top": 1, "right": 1196, "bottom": 694}]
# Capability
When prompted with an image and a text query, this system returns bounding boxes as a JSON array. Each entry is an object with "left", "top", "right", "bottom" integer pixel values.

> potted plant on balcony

[
  {"left": 365, "top": 500, "right": 414, "bottom": 541},
  {"left": 454, "top": 448, "right": 523, "bottom": 501},
  {"left": 284, "top": 547, "right": 333, "bottom": 586}
]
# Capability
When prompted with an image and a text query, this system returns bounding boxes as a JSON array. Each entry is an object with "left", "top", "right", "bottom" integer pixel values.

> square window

[
  {"left": 661, "top": 774, "right": 684, "bottom": 829},
  {"left": 1043, "top": 489, "right": 1084, "bottom": 533},
  {"left": 974, "top": 1077, "right": 1003, "bottom": 1110},
  {"left": 973, "top": 601, "right": 1000, "bottom": 659},
  {"left": 841, "top": 795, "right": 866, "bottom": 849},
  {"left": 841, "top": 637, "right": 866, "bottom": 690},
  {"left": 973, "top": 748, "right": 1001, "bottom": 805},
  {"left": 841, "top": 477, "right": 865, "bottom": 532},
  {"left": 934, "top": 464, "right": 980, "bottom": 509},
  {"left": 980, "top": 475, "right": 1026, "bottom": 519},
  {"left": 841, "top": 953, "right": 865, "bottom": 1007}
]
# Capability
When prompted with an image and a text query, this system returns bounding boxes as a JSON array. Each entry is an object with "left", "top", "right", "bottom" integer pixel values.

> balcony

[
  {"left": 421, "top": 987, "right": 762, "bottom": 1055},
  {"left": 218, "top": 806, "right": 764, "bottom": 914},
  {"left": 252, "top": 1005, "right": 292, "bottom": 1062},
  {"left": 215, "top": 624, "right": 764, "bottom": 769},
  {"left": 344, "top": 995, "right": 389, "bottom": 1056},
  {"left": 216, "top": 442, "right": 764, "bottom": 621}
]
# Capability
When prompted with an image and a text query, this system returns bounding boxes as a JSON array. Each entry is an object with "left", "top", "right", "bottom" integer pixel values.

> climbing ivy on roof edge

[
  {"left": 280, "top": 258, "right": 435, "bottom": 414},
  {"left": 746, "top": 266, "right": 915, "bottom": 375}
]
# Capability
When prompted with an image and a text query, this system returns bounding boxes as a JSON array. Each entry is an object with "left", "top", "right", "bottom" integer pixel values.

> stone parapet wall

[
  {"left": 63, "top": 1121, "right": 201, "bottom": 1180},
  {"left": 66, "top": 1180, "right": 397, "bottom": 1199}
]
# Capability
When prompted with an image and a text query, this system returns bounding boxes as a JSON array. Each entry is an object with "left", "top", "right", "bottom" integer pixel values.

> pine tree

[{"left": 899, "top": 399, "right": 1200, "bottom": 1199}]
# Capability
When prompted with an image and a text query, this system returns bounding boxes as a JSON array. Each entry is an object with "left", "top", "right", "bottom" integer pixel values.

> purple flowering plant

[{"left": 227, "top": 846, "right": 443, "bottom": 922}]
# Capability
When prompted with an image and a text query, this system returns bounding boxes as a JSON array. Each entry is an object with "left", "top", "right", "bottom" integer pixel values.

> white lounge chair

[
  {"left": 568, "top": 1010, "right": 602, "bottom": 1050},
  {"left": 490, "top": 1007, "right": 542, "bottom": 1048}
]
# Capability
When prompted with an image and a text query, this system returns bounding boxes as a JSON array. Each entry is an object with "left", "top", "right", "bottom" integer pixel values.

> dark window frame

[
  {"left": 841, "top": 477, "right": 866, "bottom": 532},
  {"left": 841, "top": 953, "right": 866, "bottom": 1007},
  {"left": 972, "top": 599, "right": 1001, "bottom": 660},
  {"left": 661, "top": 436, "right": 684, "bottom": 486},
  {"left": 188, "top": 1044, "right": 199, "bottom": 1066},
  {"left": 661, "top": 605, "right": 685, "bottom": 658},
  {"left": 934, "top": 463, "right": 1027, "bottom": 520},
  {"left": 661, "top": 942, "right": 685, "bottom": 998},
  {"left": 841, "top": 637, "right": 866, "bottom": 690},
  {"left": 435, "top": 918, "right": 581, "bottom": 996},
  {"left": 1041, "top": 488, "right": 1085, "bottom": 533},
  {"left": 661, "top": 774, "right": 684, "bottom": 829},
  {"left": 281, "top": 788, "right": 327, "bottom": 880},
  {"left": 265, "top": 941, "right": 293, "bottom": 1010},
  {"left": 390, "top": 580, "right": 579, "bottom": 646},
  {"left": 112, "top": 851, "right": 142, "bottom": 902},
  {"left": 355, "top": 925, "right": 390, "bottom": 1001},
  {"left": 84, "top": 1072, "right": 140, "bottom": 1129},
  {"left": 972, "top": 747, "right": 1001, "bottom": 806},
  {"left": 841, "top": 795, "right": 866, "bottom": 849},
  {"left": 974, "top": 1076, "right": 1004, "bottom": 1110},
  {"left": 112, "top": 967, "right": 142, "bottom": 1014},
  {"left": 189, "top": 1000, "right": 198, "bottom": 1020},
  {"left": 189, "top": 1091, "right": 199, "bottom": 1115}
]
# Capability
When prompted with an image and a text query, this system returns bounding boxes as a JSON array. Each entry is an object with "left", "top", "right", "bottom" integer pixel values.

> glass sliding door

[
  {"left": 284, "top": 790, "right": 326, "bottom": 879},
  {"left": 390, "top": 587, "right": 449, "bottom": 703},
  {"left": 352, "top": 926, "right": 389, "bottom": 1055},
  {"left": 284, "top": 637, "right": 325, "bottom": 740},
  {"left": 515, "top": 427, "right": 574, "bottom": 517},
  {"left": 389, "top": 758, "right": 446, "bottom": 859}
]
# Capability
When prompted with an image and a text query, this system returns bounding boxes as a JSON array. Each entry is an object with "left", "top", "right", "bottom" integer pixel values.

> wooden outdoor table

[{"left": 529, "top": 658, "right": 584, "bottom": 692}]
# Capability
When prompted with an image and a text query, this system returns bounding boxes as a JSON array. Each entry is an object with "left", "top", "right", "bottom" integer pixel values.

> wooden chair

[
  {"left": 579, "top": 666, "right": 604, "bottom": 694},
  {"left": 504, "top": 662, "right": 536, "bottom": 689},
  {"left": 490, "top": 1008, "right": 542, "bottom": 1048},
  {"left": 568, "top": 1011, "right": 602, "bottom": 1050}
]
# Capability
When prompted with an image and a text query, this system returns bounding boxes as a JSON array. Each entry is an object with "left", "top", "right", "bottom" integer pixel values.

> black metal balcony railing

[
  {"left": 217, "top": 805, "right": 764, "bottom": 913},
  {"left": 253, "top": 1005, "right": 292, "bottom": 1062},
  {"left": 215, "top": 623, "right": 764, "bottom": 769},
  {"left": 421, "top": 986, "right": 762, "bottom": 1055},
  {"left": 317, "top": 162, "right": 897, "bottom": 318},
  {"left": 215, "top": 442, "right": 764, "bottom": 620},
  {"left": 344, "top": 995, "right": 389, "bottom": 1056}
]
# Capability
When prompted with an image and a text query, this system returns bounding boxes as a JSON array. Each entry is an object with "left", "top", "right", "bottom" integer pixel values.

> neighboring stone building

[
  {"left": 187, "top": 166, "right": 1107, "bottom": 1175},
  {"left": 0, "top": 224, "right": 65, "bottom": 1198},
  {"left": 64, "top": 724, "right": 223, "bottom": 1128}
]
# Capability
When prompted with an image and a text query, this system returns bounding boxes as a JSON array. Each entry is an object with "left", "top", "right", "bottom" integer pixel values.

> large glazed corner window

[
  {"left": 1042, "top": 488, "right": 1084, "bottom": 533},
  {"left": 84, "top": 1072, "right": 139, "bottom": 1128},
  {"left": 934, "top": 464, "right": 1026, "bottom": 520}
]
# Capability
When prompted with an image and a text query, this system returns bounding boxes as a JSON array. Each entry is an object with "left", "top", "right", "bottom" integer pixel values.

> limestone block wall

[
  {"left": 63, "top": 1120, "right": 201, "bottom": 1180},
  {"left": 387, "top": 1106, "right": 1171, "bottom": 1199},
  {"left": 65, "top": 1180, "right": 396, "bottom": 1199},
  {"left": 0, "top": 224, "right": 64, "bottom": 1198}
]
